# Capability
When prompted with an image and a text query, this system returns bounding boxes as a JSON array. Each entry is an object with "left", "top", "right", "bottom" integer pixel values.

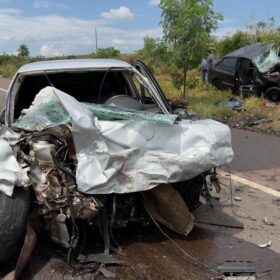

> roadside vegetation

[
  {"left": 157, "top": 74, "right": 280, "bottom": 136},
  {"left": 0, "top": 0, "right": 279, "bottom": 135}
]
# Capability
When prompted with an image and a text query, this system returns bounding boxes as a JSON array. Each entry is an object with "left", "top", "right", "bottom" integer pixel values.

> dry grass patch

[{"left": 156, "top": 74, "right": 280, "bottom": 135}]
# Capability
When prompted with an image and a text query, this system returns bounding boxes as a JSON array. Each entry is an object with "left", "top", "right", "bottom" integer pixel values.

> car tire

[
  {"left": 0, "top": 188, "right": 30, "bottom": 263},
  {"left": 213, "top": 79, "right": 223, "bottom": 90},
  {"left": 265, "top": 87, "right": 280, "bottom": 102}
]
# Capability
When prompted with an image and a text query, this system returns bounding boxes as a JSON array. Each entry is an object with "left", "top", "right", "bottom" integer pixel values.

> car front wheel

[
  {"left": 0, "top": 188, "right": 30, "bottom": 263},
  {"left": 265, "top": 86, "right": 280, "bottom": 102}
]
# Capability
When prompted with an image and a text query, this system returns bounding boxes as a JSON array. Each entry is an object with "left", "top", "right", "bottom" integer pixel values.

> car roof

[
  {"left": 17, "top": 59, "right": 133, "bottom": 74},
  {"left": 223, "top": 43, "right": 274, "bottom": 60}
]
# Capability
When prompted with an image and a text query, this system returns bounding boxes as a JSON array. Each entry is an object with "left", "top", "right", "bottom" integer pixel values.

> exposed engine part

[
  {"left": 269, "top": 71, "right": 280, "bottom": 77},
  {"left": 31, "top": 140, "right": 56, "bottom": 166},
  {"left": 13, "top": 131, "right": 102, "bottom": 248},
  {"left": 10, "top": 127, "right": 222, "bottom": 256},
  {"left": 45, "top": 217, "right": 70, "bottom": 248},
  {"left": 210, "top": 169, "right": 221, "bottom": 193},
  {"left": 64, "top": 128, "right": 77, "bottom": 162}
]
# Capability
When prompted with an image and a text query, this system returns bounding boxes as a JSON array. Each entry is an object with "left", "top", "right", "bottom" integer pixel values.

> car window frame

[{"left": 221, "top": 57, "right": 238, "bottom": 73}]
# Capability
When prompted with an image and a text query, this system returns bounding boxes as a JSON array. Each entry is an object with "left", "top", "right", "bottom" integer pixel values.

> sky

[{"left": 0, "top": 0, "right": 280, "bottom": 57}]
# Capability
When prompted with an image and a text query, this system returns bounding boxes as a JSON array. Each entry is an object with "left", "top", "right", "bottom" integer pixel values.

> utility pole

[{"left": 95, "top": 27, "right": 98, "bottom": 53}]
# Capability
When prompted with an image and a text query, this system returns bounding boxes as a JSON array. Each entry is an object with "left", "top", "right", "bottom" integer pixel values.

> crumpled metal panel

[
  {"left": 51, "top": 87, "right": 234, "bottom": 194},
  {"left": 3, "top": 86, "right": 234, "bottom": 195},
  {"left": 0, "top": 137, "right": 23, "bottom": 196}
]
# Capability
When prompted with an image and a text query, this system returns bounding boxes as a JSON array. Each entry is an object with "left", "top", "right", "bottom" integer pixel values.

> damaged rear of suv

[{"left": 0, "top": 59, "right": 233, "bottom": 276}]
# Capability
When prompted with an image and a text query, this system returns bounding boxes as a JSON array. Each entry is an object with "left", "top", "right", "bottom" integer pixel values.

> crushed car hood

[{"left": 0, "top": 87, "right": 234, "bottom": 196}]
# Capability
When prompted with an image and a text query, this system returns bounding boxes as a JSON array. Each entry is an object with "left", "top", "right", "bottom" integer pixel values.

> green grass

[
  {"left": 157, "top": 75, "right": 233, "bottom": 119},
  {"left": 156, "top": 74, "right": 280, "bottom": 135},
  {"left": 187, "top": 87, "right": 233, "bottom": 120}
]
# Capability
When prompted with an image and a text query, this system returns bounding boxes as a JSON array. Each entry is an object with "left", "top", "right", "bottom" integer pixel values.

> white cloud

[
  {"left": 148, "top": 0, "right": 160, "bottom": 6},
  {"left": 0, "top": 8, "right": 22, "bottom": 15},
  {"left": 33, "top": 1, "right": 68, "bottom": 10},
  {"left": 100, "top": 6, "right": 134, "bottom": 21},
  {"left": 112, "top": 39, "right": 125, "bottom": 45},
  {"left": 218, "top": 18, "right": 237, "bottom": 24},
  {"left": 39, "top": 44, "right": 71, "bottom": 57},
  {"left": 213, "top": 27, "right": 244, "bottom": 39},
  {"left": 0, "top": 11, "right": 162, "bottom": 56}
]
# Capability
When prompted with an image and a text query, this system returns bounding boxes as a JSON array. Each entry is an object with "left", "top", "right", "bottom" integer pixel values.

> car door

[
  {"left": 134, "top": 60, "right": 172, "bottom": 114},
  {"left": 219, "top": 57, "right": 237, "bottom": 89}
]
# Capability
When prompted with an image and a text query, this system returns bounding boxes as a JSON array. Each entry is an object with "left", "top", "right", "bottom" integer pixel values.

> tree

[
  {"left": 136, "top": 36, "right": 169, "bottom": 72},
  {"left": 215, "top": 31, "right": 252, "bottom": 57},
  {"left": 137, "top": 37, "right": 158, "bottom": 65},
  {"left": 17, "top": 44, "right": 29, "bottom": 58},
  {"left": 160, "top": 0, "right": 222, "bottom": 97},
  {"left": 95, "top": 47, "right": 121, "bottom": 58},
  {"left": 214, "top": 17, "right": 280, "bottom": 58}
]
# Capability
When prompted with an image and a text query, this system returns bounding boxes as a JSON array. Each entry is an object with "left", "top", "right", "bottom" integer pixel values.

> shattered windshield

[
  {"left": 13, "top": 87, "right": 178, "bottom": 131},
  {"left": 253, "top": 46, "right": 280, "bottom": 73}
]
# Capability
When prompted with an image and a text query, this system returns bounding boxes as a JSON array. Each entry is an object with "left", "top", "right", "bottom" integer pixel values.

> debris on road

[
  {"left": 247, "top": 118, "right": 272, "bottom": 127},
  {"left": 234, "top": 196, "right": 243, "bottom": 202},
  {"left": 216, "top": 97, "right": 244, "bottom": 112},
  {"left": 258, "top": 236, "right": 272, "bottom": 248},
  {"left": 217, "top": 261, "right": 256, "bottom": 280},
  {"left": 262, "top": 217, "right": 275, "bottom": 226},
  {"left": 142, "top": 183, "right": 195, "bottom": 236}
]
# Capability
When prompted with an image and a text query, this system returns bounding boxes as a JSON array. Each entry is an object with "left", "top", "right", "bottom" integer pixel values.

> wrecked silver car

[
  {"left": 0, "top": 59, "right": 233, "bottom": 275},
  {"left": 208, "top": 43, "right": 280, "bottom": 102}
]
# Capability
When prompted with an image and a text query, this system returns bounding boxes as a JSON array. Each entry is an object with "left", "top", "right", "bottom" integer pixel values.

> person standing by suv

[
  {"left": 201, "top": 58, "right": 208, "bottom": 83},
  {"left": 201, "top": 54, "right": 216, "bottom": 88}
]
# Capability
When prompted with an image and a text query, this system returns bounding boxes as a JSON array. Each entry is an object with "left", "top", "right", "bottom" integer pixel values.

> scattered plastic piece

[
  {"left": 216, "top": 97, "right": 244, "bottom": 112},
  {"left": 263, "top": 217, "right": 275, "bottom": 226},
  {"left": 258, "top": 236, "right": 272, "bottom": 248}
]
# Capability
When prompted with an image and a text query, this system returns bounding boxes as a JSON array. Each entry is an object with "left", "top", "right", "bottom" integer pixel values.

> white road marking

[
  {"left": 219, "top": 170, "right": 280, "bottom": 198},
  {"left": 0, "top": 87, "right": 7, "bottom": 93}
]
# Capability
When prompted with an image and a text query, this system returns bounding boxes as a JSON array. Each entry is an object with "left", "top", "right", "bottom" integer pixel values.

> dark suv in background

[{"left": 208, "top": 43, "right": 280, "bottom": 102}]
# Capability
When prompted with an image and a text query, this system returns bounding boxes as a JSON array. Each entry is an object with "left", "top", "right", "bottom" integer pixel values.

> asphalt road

[
  {"left": 0, "top": 77, "right": 279, "bottom": 280},
  {"left": 230, "top": 128, "right": 280, "bottom": 192}
]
